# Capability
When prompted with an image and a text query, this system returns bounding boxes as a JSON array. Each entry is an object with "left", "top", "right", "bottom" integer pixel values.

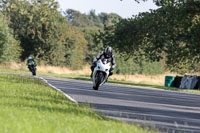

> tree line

[
  {"left": 0, "top": 0, "right": 124, "bottom": 70},
  {"left": 98, "top": 0, "right": 200, "bottom": 74},
  {"left": 1, "top": 0, "right": 197, "bottom": 75}
]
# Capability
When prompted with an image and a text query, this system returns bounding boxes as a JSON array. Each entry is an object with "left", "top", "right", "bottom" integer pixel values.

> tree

[
  {"left": 64, "top": 9, "right": 122, "bottom": 28},
  {"left": 99, "top": 12, "right": 122, "bottom": 26},
  {"left": 0, "top": 12, "right": 21, "bottom": 62},
  {"left": 64, "top": 9, "right": 122, "bottom": 65},
  {"left": 81, "top": 27, "right": 104, "bottom": 64},
  {"left": 88, "top": 10, "right": 103, "bottom": 27},
  {"left": 65, "top": 9, "right": 94, "bottom": 27},
  {"left": 1, "top": 0, "right": 88, "bottom": 68},
  {"left": 64, "top": 26, "right": 88, "bottom": 69},
  {"left": 1, "top": 0, "right": 63, "bottom": 60},
  {"left": 97, "top": 0, "right": 200, "bottom": 73}
]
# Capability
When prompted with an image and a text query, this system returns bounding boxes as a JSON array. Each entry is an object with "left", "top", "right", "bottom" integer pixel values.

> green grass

[{"left": 0, "top": 74, "right": 152, "bottom": 133}]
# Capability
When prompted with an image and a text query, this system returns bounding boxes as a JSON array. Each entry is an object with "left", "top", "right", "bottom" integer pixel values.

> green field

[{"left": 0, "top": 74, "right": 152, "bottom": 133}]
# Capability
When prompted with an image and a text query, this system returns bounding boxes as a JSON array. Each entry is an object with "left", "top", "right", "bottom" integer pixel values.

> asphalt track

[{"left": 44, "top": 77, "right": 200, "bottom": 133}]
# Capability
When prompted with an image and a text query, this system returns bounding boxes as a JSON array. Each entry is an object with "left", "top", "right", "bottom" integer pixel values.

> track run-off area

[{"left": 44, "top": 77, "right": 200, "bottom": 133}]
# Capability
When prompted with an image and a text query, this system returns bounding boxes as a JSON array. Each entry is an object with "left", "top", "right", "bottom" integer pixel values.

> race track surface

[{"left": 44, "top": 77, "right": 200, "bottom": 133}]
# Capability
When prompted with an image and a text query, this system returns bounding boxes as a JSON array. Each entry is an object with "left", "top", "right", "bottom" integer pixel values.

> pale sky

[{"left": 56, "top": 0, "right": 158, "bottom": 18}]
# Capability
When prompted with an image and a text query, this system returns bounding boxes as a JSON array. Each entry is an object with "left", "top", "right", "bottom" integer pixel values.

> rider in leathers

[
  {"left": 26, "top": 56, "right": 36, "bottom": 71},
  {"left": 91, "top": 46, "right": 116, "bottom": 78}
]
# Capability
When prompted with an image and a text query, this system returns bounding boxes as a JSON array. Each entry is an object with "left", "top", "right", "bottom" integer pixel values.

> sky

[{"left": 56, "top": 0, "right": 158, "bottom": 18}]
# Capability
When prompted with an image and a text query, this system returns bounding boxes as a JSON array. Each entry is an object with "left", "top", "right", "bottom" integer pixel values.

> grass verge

[{"left": 0, "top": 74, "right": 152, "bottom": 133}]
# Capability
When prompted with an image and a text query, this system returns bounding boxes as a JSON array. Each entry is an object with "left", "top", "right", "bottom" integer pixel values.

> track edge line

[{"left": 39, "top": 77, "right": 78, "bottom": 104}]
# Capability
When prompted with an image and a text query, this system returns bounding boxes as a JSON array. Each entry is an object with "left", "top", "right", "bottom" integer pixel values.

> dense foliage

[
  {"left": 0, "top": 0, "right": 87, "bottom": 67},
  {"left": 98, "top": 0, "right": 200, "bottom": 74},
  {"left": 65, "top": 9, "right": 122, "bottom": 28},
  {"left": 1, "top": 0, "right": 197, "bottom": 75},
  {"left": 0, "top": 12, "right": 21, "bottom": 62},
  {"left": 115, "top": 55, "right": 164, "bottom": 75}
]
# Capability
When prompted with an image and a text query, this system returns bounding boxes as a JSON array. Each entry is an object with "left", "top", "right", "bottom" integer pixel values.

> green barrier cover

[{"left": 165, "top": 76, "right": 175, "bottom": 87}]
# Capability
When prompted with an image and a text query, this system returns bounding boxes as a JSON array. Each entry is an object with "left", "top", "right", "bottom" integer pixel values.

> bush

[
  {"left": 142, "top": 61, "right": 164, "bottom": 75},
  {"left": 0, "top": 13, "right": 22, "bottom": 62},
  {"left": 115, "top": 55, "right": 164, "bottom": 75}
]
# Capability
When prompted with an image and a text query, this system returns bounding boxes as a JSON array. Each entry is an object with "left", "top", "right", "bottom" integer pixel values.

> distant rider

[
  {"left": 90, "top": 46, "right": 116, "bottom": 78},
  {"left": 27, "top": 56, "right": 36, "bottom": 70}
]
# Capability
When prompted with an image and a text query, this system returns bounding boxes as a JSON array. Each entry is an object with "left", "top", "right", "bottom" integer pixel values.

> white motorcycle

[{"left": 92, "top": 58, "right": 111, "bottom": 90}]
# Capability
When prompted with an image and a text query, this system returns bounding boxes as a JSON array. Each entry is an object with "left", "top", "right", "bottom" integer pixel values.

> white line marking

[
  {"left": 0, "top": 72, "right": 78, "bottom": 104},
  {"left": 39, "top": 77, "right": 78, "bottom": 104}
]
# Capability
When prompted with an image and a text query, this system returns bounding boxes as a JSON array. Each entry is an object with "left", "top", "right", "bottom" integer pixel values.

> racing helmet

[
  {"left": 104, "top": 46, "right": 113, "bottom": 58},
  {"left": 28, "top": 56, "right": 32, "bottom": 60}
]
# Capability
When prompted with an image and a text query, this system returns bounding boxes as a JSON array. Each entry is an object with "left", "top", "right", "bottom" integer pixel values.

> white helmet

[{"left": 28, "top": 56, "right": 32, "bottom": 60}]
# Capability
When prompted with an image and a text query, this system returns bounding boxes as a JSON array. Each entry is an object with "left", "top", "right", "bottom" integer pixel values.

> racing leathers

[
  {"left": 91, "top": 51, "right": 116, "bottom": 78},
  {"left": 27, "top": 59, "right": 36, "bottom": 70}
]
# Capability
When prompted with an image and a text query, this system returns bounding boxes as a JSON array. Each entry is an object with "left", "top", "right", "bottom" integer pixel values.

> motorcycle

[
  {"left": 92, "top": 58, "right": 111, "bottom": 90},
  {"left": 28, "top": 61, "right": 36, "bottom": 76}
]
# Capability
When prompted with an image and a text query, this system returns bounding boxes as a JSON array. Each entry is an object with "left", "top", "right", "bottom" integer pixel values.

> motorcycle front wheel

[
  {"left": 31, "top": 67, "right": 36, "bottom": 76},
  {"left": 93, "top": 73, "right": 104, "bottom": 90},
  {"left": 32, "top": 71, "right": 36, "bottom": 76}
]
